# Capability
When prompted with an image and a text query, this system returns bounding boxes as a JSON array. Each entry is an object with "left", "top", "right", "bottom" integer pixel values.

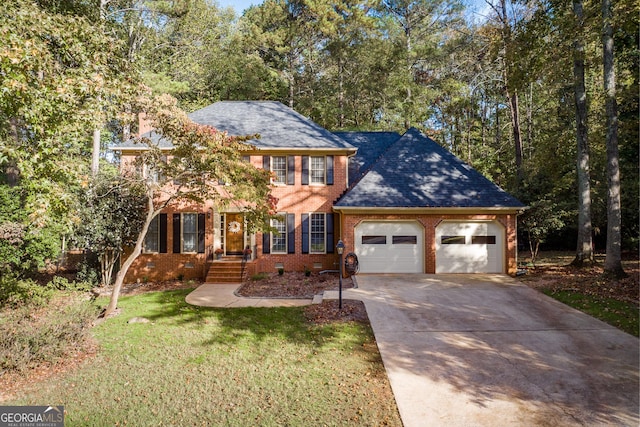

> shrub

[
  {"left": 50, "top": 275, "right": 93, "bottom": 292},
  {"left": 278, "top": 268, "right": 284, "bottom": 276},
  {"left": 0, "top": 275, "right": 54, "bottom": 308},
  {"left": 0, "top": 295, "right": 98, "bottom": 373}
]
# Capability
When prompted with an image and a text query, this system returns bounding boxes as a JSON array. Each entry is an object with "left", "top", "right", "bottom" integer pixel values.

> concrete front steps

[{"left": 205, "top": 257, "right": 248, "bottom": 284}]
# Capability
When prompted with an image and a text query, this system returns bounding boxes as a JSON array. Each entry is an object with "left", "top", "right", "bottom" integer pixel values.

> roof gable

[
  {"left": 113, "top": 101, "right": 355, "bottom": 151},
  {"left": 189, "top": 101, "right": 353, "bottom": 150},
  {"left": 336, "top": 128, "right": 524, "bottom": 209}
]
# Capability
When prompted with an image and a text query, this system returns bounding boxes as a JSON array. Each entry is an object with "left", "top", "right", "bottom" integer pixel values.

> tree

[
  {"left": 0, "top": 0, "right": 138, "bottom": 275},
  {"left": 570, "top": 0, "right": 594, "bottom": 266},
  {"left": 601, "top": 0, "right": 625, "bottom": 277},
  {"left": 104, "top": 94, "right": 276, "bottom": 317},
  {"left": 73, "top": 171, "right": 147, "bottom": 286}
]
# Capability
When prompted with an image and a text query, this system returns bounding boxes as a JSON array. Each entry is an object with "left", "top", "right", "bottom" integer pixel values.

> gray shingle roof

[
  {"left": 113, "top": 101, "right": 354, "bottom": 151},
  {"left": 333, "top": 131, "right": 401, "bottom": 183},
  {"left": 336, "top": 128, "right": 525, "bottom": 209},
  {"left": 189, "top": 101, "right": 354, "bottom": 149}
]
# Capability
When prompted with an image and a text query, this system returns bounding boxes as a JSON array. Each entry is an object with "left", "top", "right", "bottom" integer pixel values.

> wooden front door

[{"left": 225, "top": 213, "right": 244, "bottom": 255}]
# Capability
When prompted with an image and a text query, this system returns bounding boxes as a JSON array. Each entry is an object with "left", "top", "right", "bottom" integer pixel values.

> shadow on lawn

[{"left": 135, "top": 289, "right": 351, "bottom": 350}]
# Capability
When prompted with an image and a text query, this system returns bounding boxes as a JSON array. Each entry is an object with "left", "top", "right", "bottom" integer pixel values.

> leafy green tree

[
  {"left": 73, "top": 171, "right": 147, "bottom": 286},
  {"left": 0, "top": 0, "right": 139, "bottom": 279},
  {"left": 104, "top": 94, "right": 276, "bottom": 317}
]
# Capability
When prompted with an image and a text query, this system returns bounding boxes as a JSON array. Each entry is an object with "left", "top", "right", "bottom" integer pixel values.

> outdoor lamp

[{"left": 336, "top": 240, "right": 345, "bottom": 309}]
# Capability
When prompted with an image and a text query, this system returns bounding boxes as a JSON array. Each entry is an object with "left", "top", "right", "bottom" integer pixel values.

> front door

[{"left": 225, "top": 213, "right": 244, "bottom": 255}]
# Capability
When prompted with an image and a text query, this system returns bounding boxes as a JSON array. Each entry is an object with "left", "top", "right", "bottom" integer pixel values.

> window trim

[
  {"left": 181, "top": 212, "right": 198, "bottom": 253},
  {"left": 309, "top": 212, "right": 326, "bottom": 254},
  {"left": 143, "top": 215, "right": 160, "bottom": 253},
  {"left": 270, "top": 214, "right": 287, "bottom": 254},
  {"left": 309, "top": 156, "right": 326, "bottom": 185},
  {"left": 271, "top": 156, "right": 287, "bottom": 185}
]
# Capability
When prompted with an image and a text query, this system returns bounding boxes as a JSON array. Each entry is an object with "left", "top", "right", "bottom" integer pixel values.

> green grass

[
  {"left": 542, "top": 289, "right": 639, "bottom": 337},
  {"left": 7, "top": 289, "right": 401, "bottom": 426}
]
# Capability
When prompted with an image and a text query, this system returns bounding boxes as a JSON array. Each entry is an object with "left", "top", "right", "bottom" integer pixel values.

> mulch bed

[{"left": 237, "top": 271, "right": 367, "bottom": 324}]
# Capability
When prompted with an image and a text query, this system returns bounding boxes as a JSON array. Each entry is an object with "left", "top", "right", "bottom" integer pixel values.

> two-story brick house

[{"left": 113, "top": 101, "right": 525, "bottom": 283}]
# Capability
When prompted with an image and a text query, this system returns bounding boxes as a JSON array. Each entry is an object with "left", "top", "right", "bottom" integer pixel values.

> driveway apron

[{"left": 335, "top": 274, "right": 639, "bottom": 426}]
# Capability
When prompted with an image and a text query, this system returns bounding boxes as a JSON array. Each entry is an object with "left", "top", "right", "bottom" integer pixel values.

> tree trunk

[
  {"left": 506, "top": 87, "right": 524, "bottom": 184},
  {"left": 91, "top": 128, "right": 101, "bottom": 177},
  {"left": 571, "top": 0, "right": 594, "bottom": 267},
  {"left": 103, "top": 195, "right": 156, "bottom": 317},
  {"left": 601, "top": 0, "right": 625, "bottom": 277}
]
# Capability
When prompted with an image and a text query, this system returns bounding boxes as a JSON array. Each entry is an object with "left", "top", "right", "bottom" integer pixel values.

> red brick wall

[
  {"left": 119, "top": 153, "right": 349, "bottom": 282},
  {"left": 252, "top": 154, "right": 346, "bottom": 274}
]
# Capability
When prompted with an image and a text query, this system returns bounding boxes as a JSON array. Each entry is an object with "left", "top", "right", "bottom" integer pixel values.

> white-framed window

[
  {"left": 310, "top": 156, "right": 326, "bottom": 184},
  {"left": 271, "top": 156, "right": 287, "bottom": 184},
  {"left": 182, "top": 213, "right": 198, "bottom": 253},
  {"left": 310, "top": 213, "right": 326, "bottom": 253},
  {"left": 144, "top": 215, "right": 160, "bottom": 253},
  {"left": 271, "top": 215, "right": 287, "bottom": 254}
]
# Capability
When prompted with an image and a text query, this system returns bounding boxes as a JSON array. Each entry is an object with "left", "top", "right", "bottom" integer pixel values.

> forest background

[{"left": 0, "top": 0, "right": 638, "bottom": 284}]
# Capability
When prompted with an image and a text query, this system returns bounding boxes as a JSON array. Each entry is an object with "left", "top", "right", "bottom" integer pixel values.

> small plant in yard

[
  {"left": 304, "top": 266, "right": 311, "bottom": 277},
  {"left": 278, "top": 267, "right": 284, "bottom": 276},
  {"left": 250, "top": 272, "right": 268, "bottom": 281}
]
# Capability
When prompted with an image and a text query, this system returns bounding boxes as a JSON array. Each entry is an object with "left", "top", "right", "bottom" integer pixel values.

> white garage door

[
  {"left": 435, "top": 221, "right": 504, "bottom": 273},
  {"left": 355, "top": 221, "right": 424, "bottom": 273}
]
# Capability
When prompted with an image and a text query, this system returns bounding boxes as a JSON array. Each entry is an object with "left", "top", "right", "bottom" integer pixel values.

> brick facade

[{"left": 121, "top": 153, "right": 348, "bottom": 283}]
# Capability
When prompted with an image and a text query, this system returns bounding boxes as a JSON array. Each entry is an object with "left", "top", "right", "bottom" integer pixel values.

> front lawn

[{"left": 5, "top": 289, "right": 401, "bottom": 426}]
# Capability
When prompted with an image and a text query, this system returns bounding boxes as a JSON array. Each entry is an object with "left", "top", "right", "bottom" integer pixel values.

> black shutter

[
  {"left": 326, "top": 213, "right": 334, "bottom": 253},
  {"left": 159, "top": 213, "right": 168, "bottom": 253},
  {"left": 301, "top": 156, "right": 309, "bottom": 185},
  {"left": 262, "top": 232, "right": 270, "bottom": 254},
  {"left": 263, "top": 155, "right": 270, "bottom": 171},
  {"left": 197, "top": 213, "right": 205, "bottom": 254},
  {"left": 302, "top": 213, "right": 309, "bottom": 254},
  {"left": 287, "top": 156, "right": 295, "bottom": 185},
  {"left": 172, "top": 213, "right": 181, "bottom": 254},
  {"left": 287, "top": 213, "right": 295, "bottom": 254},
  {"left": 326, "top": 155, "right": 334, "bottom": 185}
]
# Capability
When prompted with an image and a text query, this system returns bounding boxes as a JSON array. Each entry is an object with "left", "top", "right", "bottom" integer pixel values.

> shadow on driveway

[{"left": 329, "top": 274, "right": 639, "bottom": 426}]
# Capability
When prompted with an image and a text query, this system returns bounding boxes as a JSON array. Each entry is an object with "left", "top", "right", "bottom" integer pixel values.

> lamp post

[{"left": 336, "top": 240, "right": 345, "bottom": 310}]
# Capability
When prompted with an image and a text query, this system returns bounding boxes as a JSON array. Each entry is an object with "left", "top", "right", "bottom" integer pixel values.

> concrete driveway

[{"left": 330, "top": 274, "right": 639, "bottom": 426}]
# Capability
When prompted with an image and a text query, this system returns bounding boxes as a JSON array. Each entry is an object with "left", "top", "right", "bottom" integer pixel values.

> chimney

[{"left": 138, "top": 112, "right": 154, "bottom": 137}]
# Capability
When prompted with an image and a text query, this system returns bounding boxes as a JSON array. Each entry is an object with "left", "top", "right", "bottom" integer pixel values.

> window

[
  {"left": 362, "top": 235, "right": 387, "bottom": 244},
  {"left": 271, "top": 156, "right": 287, "bottom": 184},
  {"left": 271, "top": 216, "right": 287, "bottom": 253},
  {"left": 144, "top": 215, "right": 160, "bottom": 253},
  {"left": 472, "top": 236, "right": 496, "bottom": 245},
  {"left": 393, "top": 235, "right": 417, "bottom": 244},
  {"left": 310, "top": 156, "right": 326, "bottom": 184},
  {"left": 310, "top": 213, "right": 326, "bottom": 253},
  {"left": 441, "top": 236, "right": 465, "bottom": 245},
  {"left": 182, "top": 213, "right": 198, "bottom": 253}
]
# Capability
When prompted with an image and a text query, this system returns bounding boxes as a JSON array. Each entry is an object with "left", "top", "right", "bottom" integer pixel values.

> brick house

[{"left": 112, "top": 101, "right": 525, "bottom": 283}]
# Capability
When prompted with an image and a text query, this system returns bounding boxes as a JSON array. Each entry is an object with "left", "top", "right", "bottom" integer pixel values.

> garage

[
  {"left": 355, "top": 221, "right": 424, "bottom": 273},
  {"left": 435, "top": 221, "right": 505, "bottom": 273}
]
